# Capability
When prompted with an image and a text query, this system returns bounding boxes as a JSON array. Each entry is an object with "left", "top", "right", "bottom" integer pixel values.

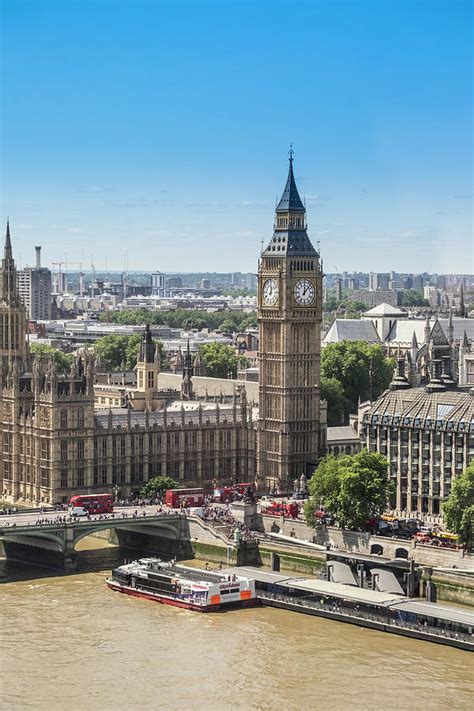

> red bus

[
  {"left": 69, "top": 494, "right": 113, "bottom": 514},
  {"left": 213, "top": 482, "right": 256, "bottom": 503},
  {"left": 165, "top": 488, "right": 205, "bottom": 508}
]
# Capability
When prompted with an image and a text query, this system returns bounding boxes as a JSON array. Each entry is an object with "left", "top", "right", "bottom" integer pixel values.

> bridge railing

[{"left": 0, "top": 511, "right": 182, "bottom": 533}]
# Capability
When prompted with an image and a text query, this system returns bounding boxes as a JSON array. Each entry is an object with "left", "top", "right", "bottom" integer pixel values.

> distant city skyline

[{"left": 1, "top": 0, "right": 472, "bottom": 273}]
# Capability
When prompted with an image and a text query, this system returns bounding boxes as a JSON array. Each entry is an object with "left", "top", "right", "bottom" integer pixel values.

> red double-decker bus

[
  {"left": 165, "top": 488, "right": 205, "bottom": 508},
  {"left": 69, "top": 494, "right": 113, "bottom": 514}
]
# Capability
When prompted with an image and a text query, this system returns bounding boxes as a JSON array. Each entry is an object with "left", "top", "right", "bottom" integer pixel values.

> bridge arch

[
  {"left": 1, "top": 531, "right": 65, "bottom": 552},
  {"left": 71, "top": 520, "right": 181, "bottom": 550}
]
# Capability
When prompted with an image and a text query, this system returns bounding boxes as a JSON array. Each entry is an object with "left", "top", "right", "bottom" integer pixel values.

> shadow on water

[{"left": 0, "top": 536, "right": 173, "bottom": 584}]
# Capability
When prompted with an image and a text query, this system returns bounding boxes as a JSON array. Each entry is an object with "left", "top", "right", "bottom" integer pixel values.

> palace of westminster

[{"left": 1, "top": 156, "right": 473, "bottom": 514}]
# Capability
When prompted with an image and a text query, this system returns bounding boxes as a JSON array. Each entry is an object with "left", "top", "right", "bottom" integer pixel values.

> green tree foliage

[
  {"left": 100, "top": 307, "right": 257, "bottom": 332},
  {"left": 320, "top": 376, "right": 346, "bottom": 426},
  {"left": 304, "top": 450, "right": 392, "bottom": 530},
  {"left": 198, "top": 342, "right": 249, "bottom": 379},
  {"left": 94, "top": 334, "right": 167, "bottom": 371},
  {"left": 29, "top": 343, "right": 74, "bottom": 373},
  {"left": 321, "top": 342, "right": 394, "bottom": 419},
  {"left": 443, "top": 463, "right": 474, "bottom": 548},
  {"left": 140, "top": 476, "right": 180, "bottom": 499},
  {"left": 400, "top": 289, "right": 429, "bottom": 307}
]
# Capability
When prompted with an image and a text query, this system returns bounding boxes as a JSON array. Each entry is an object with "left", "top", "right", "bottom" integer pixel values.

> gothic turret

[
  {"left": 459, "top": 281, "right": 466, "bottom": 318},
  {"left": 133, "top": 324, "right": 161, "bottom": 410},
  {"left": 0, "top": 221, "right": 28, "bottom": 373},
  {"left": 263, "top": 147, "right": 317, "bottom": 257},
  {"left": 181, "top": 339, "right": 194, "bottom": 400}
]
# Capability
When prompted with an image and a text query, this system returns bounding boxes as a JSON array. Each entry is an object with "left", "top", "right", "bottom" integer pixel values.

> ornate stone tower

[
  {"left": 0, "top": 221, "right": 28, "bottom": 377},
  {"left": 257, "top": 150, "right": 325, "bottom": 493},
  {"left": 132, "top": 324, "right": 161, "bottom": 411}
]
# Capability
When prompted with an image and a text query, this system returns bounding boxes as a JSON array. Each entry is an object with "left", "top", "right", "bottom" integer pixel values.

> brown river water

[{"left": 0, "top": 540, "right": 472, "bottom": 711}]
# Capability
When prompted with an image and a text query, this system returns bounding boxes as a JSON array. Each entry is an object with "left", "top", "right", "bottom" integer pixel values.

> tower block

[{"left": 257, "top": 150, "right": 326, "bottom": 493}]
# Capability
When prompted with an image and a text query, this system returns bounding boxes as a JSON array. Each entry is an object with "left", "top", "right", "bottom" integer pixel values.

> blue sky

[{"left": 1, "top": 0, "right": 472, "bottom": 273}]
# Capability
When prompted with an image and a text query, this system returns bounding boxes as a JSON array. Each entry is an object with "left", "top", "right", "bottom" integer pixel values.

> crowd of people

[
  {"left": 198, "top": 504, "right": 258, "bottom": 542},
  {"left": 0, "top": 508, "right": 177, "bottom": 528}
]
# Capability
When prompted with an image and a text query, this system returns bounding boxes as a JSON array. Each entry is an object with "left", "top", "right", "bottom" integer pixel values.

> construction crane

[{"left": 52, "top": 261, "right": 82, "bottom": 294}]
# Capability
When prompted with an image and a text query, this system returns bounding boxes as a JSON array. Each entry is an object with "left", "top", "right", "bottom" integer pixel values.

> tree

[
  {"left": 321, "top": 342, "right": 394, "bottom": 419},
  {"left": 29, "top": 344, "right": 74, "bottom": 373},
  {"left": 94, "top": 335, "right": 129, "bottom": 370},
  {"left": 199, "top": 342, "right": 240, "bottom": 378},
  {"left": 140, "top": 476, "right": 180, "bottom": 499},
  {"left": 401, "top": 289, "right": 429, "bottom": 307},
  {"left": 320, "top": 376, "right": 346, "bottom": 426},
  {"left": 94, "top": 334, "right": 167, "bottom": 371},
  {"left": 443, "top": 463, "right": 474, "bottom": 548},
  {"left": 304, "top": 450, "right": 392, "bottom": 530}
]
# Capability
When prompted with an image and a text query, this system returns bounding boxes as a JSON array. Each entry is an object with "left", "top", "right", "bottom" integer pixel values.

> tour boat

[{"left": 106, "top": 558, "right": 256, "bottom": 612}]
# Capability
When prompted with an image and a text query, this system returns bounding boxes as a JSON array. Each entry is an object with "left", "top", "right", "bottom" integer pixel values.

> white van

[{"left": 68, "top": 506, "right": 88, "bottom": 517}]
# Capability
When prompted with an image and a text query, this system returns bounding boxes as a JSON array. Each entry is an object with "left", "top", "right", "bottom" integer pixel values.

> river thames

[{"left": 1, "top": 545, "right": 472, "bottom": 711}]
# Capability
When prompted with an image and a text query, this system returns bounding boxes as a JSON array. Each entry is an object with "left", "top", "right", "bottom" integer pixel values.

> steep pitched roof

[
  {"left": 323, "top": 319, "right": 380, "bottom": 345},
  {"left": 362, "top": 303, "right": 406, "bottom": 317},
  {"left": 276, "top": 151, "right": 305, "bottom": 213}
]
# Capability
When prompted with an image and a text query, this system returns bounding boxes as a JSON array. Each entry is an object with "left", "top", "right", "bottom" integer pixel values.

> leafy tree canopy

[
  {"left": 321, "top": 342, "right": 394, "bottom": 419},
  {"left": 443, "top": 463, "right": 474, "bottom": 548},
  {"left": 30, "top": 343, "right": 74, "bottom": 373},
  {"left": 140, "top": 476, "right": 180, "bottom": 499},
  {"left": 400, "top": 289, "right": 429, "bottom": 307},
  {"left": 320, "top": 376, "right": 346, "bottom": 426},
  {"left": 304, "top": 450, "right": 392, "bottom": 530},
  {"left": 100, "top": 307, "right": 257, "bottom": 333},
  {"left": 93, "top": 334, "right": 167, "bottom": 371},
  {"left": 198, "top": 342, "right": 249, "bottom": 379}
]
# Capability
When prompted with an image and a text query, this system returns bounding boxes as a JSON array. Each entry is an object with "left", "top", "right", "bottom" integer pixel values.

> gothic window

[
  {"left": 101, "top": 438, "right": 107, "bottom": 457},
  {"left": 77, "top": 467, "right": 84, "bottom": 488},
  {"left": 40, "top": 468, "right": 49, "bottom": 487},
  {"left": 77, "top": 440, "right": 84, "bottom": 460},
  {"left": 3, "top": 433, "right": 10, "bottom": 453},
  {"left": 60, "top": 409, "right": 68, "bottom": 429},
  {"left": 40, "top": 440, "right": 49, "bottom": 459},
  {"left": 120, "top": 437, "right": 126, "bottom": 457},
  {"left": 61, "top": 470, "right": 68, "bottom": 488},
  {"left": 77, "top": 408, "right": 84, "bottom": 428}
]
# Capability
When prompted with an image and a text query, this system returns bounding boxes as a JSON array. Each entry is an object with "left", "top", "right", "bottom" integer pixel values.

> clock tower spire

[{"left": 257, "top": 150, "right": 325, "bottom": 493}]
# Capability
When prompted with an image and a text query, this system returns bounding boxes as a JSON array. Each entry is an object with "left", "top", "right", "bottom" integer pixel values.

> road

[{"left": 0, "top": 505, "right": 174, "bottom": 528}]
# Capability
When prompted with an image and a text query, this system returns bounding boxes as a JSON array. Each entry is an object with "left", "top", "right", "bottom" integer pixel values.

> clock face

[
  {"left": 262, "top": 278, "right": 279, "bottom": 306},
  {"left": 294, "top": 279, "right": 315, "bottom": 306}
]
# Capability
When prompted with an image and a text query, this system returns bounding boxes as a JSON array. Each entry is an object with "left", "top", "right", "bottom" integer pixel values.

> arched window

[
  {"left": 77, "top": 408, "right": 84, "bottom": 429},
  {"left": 60, "top": 409, "right": 68, "bottom": 429}
]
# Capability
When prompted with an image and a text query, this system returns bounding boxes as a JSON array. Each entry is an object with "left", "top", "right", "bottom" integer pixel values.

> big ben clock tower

[{"left": 257, "top": 149, "right": 325, "bottom": 493}]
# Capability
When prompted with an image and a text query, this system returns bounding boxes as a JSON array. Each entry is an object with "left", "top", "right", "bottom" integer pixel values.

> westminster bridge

[{"left": 0, "top": 508, "right": 258, "bottom": 571}]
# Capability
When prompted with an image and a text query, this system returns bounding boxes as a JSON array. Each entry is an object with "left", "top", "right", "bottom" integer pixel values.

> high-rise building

[
  {"left": 17, "top": 246, "right": 52, "bottom": 320},
  {"left": 257, "top": 150, "right": 325, "bottom": 493},
  {"left": 369, "top": 272, "right": 390, "bottom": 291},
  {"left": 151, "top": 271, "right": 166, "bottom": 296}
]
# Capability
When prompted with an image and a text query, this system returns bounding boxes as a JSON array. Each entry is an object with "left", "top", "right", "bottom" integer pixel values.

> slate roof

[
  {"left": 363, "top": 303, "right": 406, "bottom": 317},
  {"left": 263, "top": 229, "right": 317, "bottom": 256},
  {"left": 363, "top": 387, "right": 474, "bottom": 425},
  {"left": 276, "top": 155, "right": 305, "bottom": 213},
  {"left": 323, "top": 319, "right": 380, "bottom": 345},
  {"left": 327, "top": 425, "right": 360, "bottom": 442},
  {"left": 387, "top": 318, "right": 474, "bottom": 346}
]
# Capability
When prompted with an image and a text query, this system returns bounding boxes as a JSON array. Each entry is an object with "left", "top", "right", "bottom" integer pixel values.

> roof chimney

[{"left": 35, "top": 246, "right": 41, "bottom": 269}]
